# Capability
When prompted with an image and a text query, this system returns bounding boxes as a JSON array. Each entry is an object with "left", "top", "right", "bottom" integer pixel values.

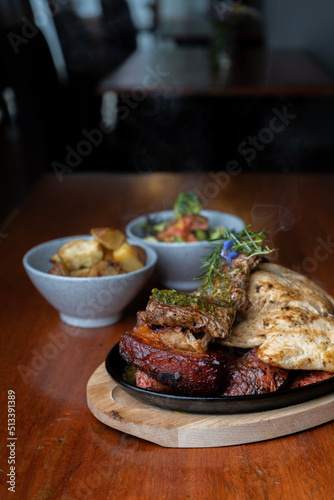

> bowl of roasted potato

[{"left": 23, "top": 228, "right": 157, "bottom": 328}]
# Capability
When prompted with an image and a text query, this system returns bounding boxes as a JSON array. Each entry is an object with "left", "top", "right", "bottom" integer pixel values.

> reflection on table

[
  {"left": 1, "top": 171, "right": 334, "bottom": 498},
  {"left": 98, "top": 47, "right": 334, "bottom": 97}
]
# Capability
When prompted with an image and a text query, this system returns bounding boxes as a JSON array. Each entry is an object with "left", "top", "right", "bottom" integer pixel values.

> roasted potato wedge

[
  {"left": 50, "top": 253, "right": 62, "bottom": 263},
  {"left": 86, "top": 259, "right": 123, "bottom": 277},
  {"left": 102, "top": 248, "right": 115, "bottom": 262},
  {"left": 99, "top": 263, "right": 124, "bottom": 277},
  {"left": 132, "top": 245, "right": 146, "bottom": 265},
  {"left": 113, "top": 242, "right": 144, "bottom": 273},
  {"left": 70, "top": 268, "right": 91, "bottom": 277},
  {"left": 49, "top": 261, "right": 69, "bottom": 276},
  {"left": 90, "top": 227, "right": 126, "bottom": 250},
  {"left": 49, "top": 228, "right": 145, "bottom": 277},
  {"left": 58, "top": 239, "right": 103, "bottom": 271}
]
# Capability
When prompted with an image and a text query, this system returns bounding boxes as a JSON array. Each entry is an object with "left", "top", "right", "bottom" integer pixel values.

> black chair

[{"left": 0, "top": 0, "right": 137, "bottom": 182}]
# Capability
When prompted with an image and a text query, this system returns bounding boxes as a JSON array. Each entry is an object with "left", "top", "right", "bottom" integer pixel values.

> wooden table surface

[
  {"left": 97, "top": 47, "right": 334, "bottom": 97},
  {"left": 156, "top": 18, "right": 213, "bottom": 44},
  {"left": 1, "top": 172, "right": 334, "bottom": 499}
]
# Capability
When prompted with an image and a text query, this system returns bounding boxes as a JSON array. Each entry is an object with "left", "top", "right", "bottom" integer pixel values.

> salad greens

[
  {"left": 141, "top": 192, "right": 225, "bottom": 243},
  {"left": 173, "top": 192, "right": 202, "bottom": 217}
]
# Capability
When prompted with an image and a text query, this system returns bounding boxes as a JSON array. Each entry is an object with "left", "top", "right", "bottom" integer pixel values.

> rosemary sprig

[{"left": 195, "top": 225, "right": 277, "bottom": 287}]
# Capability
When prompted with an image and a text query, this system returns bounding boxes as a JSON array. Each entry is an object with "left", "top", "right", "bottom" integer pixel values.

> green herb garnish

[{"left": 196, "top": 225, "right": 276, "bottom": 288}]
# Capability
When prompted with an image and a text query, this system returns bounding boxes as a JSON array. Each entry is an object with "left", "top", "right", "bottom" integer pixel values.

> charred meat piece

[
  {"left": 196, "top": 254, "right": 262, "bottom": 311},
  {"left": 128, "top": 311, "right": 213, "bottom": 353},
  {"left": 221, "top": 348, "right": 290, "bottom": 396},
  {"left": 289, "top": 370, "right": 334, "bottom": 388},
  {"left": 136, "top": 370, "right": 173, "bottom": 393},
  {"left": 144, "top": 291, "right": 235, "bottom": 340},
  {"left": 119, "top": 318, "right": 235, "bottom": 396},
  {"left": 143, "top": 254, "right": 261, "bottom": 340},
  {"left": 156, "top": 323, "right": 213, "bottom": 353},
  {"left": 216, "top": 254, "right": 261, "bottom": 310}
]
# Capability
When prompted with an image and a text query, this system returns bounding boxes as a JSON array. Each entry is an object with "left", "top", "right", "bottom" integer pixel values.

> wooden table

[
  {"left": 156, "top": 18, "right": 213, "bottom": 45},
  {"left": 97, "top": 47, "right": 334, "bottom": 97},
  {"left": 1, "top": 172, "right": 334, "bottom": 499}
]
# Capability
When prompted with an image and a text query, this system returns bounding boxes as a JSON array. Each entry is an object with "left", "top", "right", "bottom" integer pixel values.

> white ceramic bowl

[
  {"left": 23, "top": 235, "right": 157, "bottom": 328},
  {"left": 125, "top": 210, "right": 245, "bottom": 291}
]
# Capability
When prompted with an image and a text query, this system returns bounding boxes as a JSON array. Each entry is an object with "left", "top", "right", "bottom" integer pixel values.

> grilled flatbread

[{"left": 221, "top": 263, "right": 334, "bottom": 372}]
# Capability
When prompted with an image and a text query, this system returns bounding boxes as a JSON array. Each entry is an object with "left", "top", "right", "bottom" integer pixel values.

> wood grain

[
  {"left": 87, "top": 362, "right": 334, "bottom": 449},
  {"left": 1, "top": 172, "right": 334, "bottom": 499}
]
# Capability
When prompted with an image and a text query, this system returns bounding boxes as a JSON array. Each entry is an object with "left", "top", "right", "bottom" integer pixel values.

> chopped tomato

[{"left": 157, "top": 215, "right": 209, "bottom": 242}]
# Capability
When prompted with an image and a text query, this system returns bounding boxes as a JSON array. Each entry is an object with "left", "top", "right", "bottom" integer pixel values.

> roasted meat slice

[
  {"left": 143, "top": 254, "right": 261, "bottom": 340},
  {"left": 144, "top": 291, "right": 235, "bottom": 339},
  {"left": 289, "top": 370, "right": 334, "bottom": 388},
  {"left": 220, "top": 254, "right": 262, "bottom": 311},
  {"left": 119, "top": 317, "right": 234, "bottom": 396},
  {"left": 221, "top": 348, "right": 290, "bottom": 396},
  {"left": 135, "top": 370, "right": 173, "bottom": 393}
]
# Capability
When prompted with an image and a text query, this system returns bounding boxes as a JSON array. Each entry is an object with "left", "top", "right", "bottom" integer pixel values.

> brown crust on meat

[
  {"left": 143, "top": 298, "right": 235, "bottom": 339},
  {"left": 119, "top": 320, "right": 234, "bottom": 396},
  {"left": 225, "top": 254, "right": 262, "bottom": 311},
  {"left": 289, "top": 370, "right": 334, "bottom": 388},
  {"left": 143, "top": 254, "right": 262, "bottom": 341},
  {"left": 221, "top": 348, "right": 290, "bottom": 396},
  {"left": 135, "top": 370, "right": 173, "bottom": 393}
]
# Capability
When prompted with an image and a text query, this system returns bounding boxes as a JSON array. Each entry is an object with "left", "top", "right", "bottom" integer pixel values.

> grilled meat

[
  {"left": 144, "top": 292, "right": 235, "bottom": 341},
  {"left": 134, "top": 346, "right": 290, "bottom": 397},
  {"left": 143, "top": 254, "right": 261, "bottom": 341},
  {"left": 221, "top": 348, "right": 290, "bottom": 396},
  {"left": 119, "top": 316, "right": 235, "bottom": 396},
  {"left": 136, "top": 370, "right": 173, "bottom": 393},
  {"left": 289, "top": 370, "right": 334, "bottom": 388},
  {"left": 119, "top": 255, "right": 334, "bottom": 398}
]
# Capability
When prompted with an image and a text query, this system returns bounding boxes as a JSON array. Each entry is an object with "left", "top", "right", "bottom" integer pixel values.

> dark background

[{"left": 1, "top": 0, "right": 334, "bottom": 225}]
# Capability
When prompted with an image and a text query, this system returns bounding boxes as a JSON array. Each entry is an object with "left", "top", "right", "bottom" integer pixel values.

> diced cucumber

[
  {"left": 193, "top": 229, "right": 209, "bottom": 241},
  {"left": 208, "top": 227, "right": 225, "bottom": 240}
]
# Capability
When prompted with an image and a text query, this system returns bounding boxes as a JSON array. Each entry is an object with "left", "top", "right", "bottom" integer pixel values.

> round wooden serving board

[{"left": 87, "top": 362, "right": 334, "bottom": 448}]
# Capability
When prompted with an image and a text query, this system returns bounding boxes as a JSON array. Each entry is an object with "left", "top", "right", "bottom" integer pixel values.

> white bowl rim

[
  {"left": 22, "top": 235, "right": 158, "bottom": 281},
  {"left": 125, "top": 209, "right": 246, "bottom": 247}
]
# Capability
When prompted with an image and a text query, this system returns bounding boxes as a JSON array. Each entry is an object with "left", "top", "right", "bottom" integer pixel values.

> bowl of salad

[{"left": 125, "top": 193, "right": 245, "bottom": 290}]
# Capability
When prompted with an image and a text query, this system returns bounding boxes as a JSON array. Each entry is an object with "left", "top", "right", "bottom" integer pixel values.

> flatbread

[{"left": 221, "top": 263, "right": 334, "bottom": 372}]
